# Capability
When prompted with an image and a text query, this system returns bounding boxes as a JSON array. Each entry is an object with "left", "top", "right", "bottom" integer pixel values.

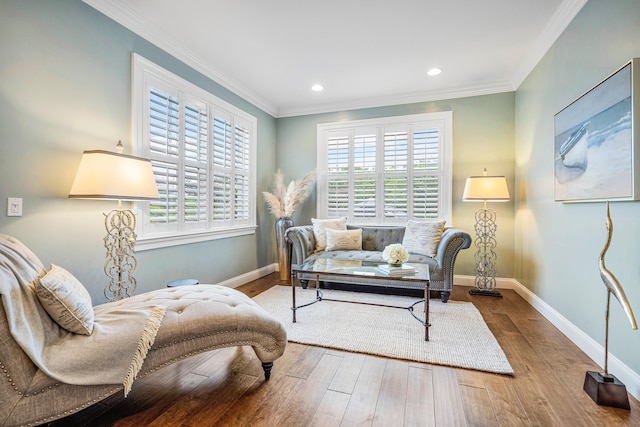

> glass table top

[{"left": 293, "top": 258, "right": 430, "bottom": 282}]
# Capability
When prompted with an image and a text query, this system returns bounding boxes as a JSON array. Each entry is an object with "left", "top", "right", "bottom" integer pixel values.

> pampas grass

[{"left": 263, "top": 169, "right": 316, "bottom": 218}]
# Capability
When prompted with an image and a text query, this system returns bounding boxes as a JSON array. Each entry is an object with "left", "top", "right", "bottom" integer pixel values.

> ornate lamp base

[
  {"left": 103, "top": 206, "right": 137, "bottom": 301},
  {"left": 470, "top": 206, "right": 502, "bottom": 297},
  {"left": 469, "top": 288, "right": 503, "bottom": 297},
  {"left": 583, "top": 371, "right": 630, "bottom": 410}
]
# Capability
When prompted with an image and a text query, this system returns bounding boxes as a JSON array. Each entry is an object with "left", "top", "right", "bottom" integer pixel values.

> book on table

[{"left": 377, "top": 263, "right": 416, "bottom": 276}]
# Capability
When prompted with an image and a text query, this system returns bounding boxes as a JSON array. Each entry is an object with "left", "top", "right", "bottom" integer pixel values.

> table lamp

[
  {"left": 462, "top": 168, "right": 510, "bottom": 297},
  {"left": 68, "top": 141, "right": 159, "bottom": 301}
]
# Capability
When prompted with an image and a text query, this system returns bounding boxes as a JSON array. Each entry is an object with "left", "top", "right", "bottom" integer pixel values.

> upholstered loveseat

[
  {"left": 0, "top": 234, "right": 287, "bottom": 427},
  {"left": 286, "top": 223, "right": 471, "bottom": 302}
]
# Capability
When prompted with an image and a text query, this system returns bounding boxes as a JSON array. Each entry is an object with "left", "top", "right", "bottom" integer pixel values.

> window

[
  {"left": 132, "top": 54, "right": 257, "bottom": 250},
  {"left": 317, "top": 112, "right": 452, "bottom": 224}
]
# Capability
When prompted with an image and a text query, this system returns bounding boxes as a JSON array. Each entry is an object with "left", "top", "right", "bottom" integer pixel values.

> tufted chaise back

[{"left": 347, "top": 225, "right": 405, "bottom": 252}]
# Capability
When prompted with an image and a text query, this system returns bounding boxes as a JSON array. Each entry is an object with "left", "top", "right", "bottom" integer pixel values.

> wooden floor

[{"left": 51, "top": 273, "right": 640, "bottom": 426}]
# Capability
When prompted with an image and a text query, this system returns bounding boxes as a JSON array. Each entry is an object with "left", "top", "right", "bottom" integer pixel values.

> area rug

[{"left": 253, "top": 286, "right": 513, "bottom": 375}]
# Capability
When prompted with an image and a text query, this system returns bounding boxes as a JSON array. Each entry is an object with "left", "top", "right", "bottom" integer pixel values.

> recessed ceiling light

[
  {"left": 311, "top": 84, "right": 324, "bottom": 92},
  {"left": 427, "top": 68, "right": 442, "bottom": 76}
]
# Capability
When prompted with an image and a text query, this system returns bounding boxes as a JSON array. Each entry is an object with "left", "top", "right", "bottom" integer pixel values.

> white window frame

[
  {"left": 317, "top": 112, "right": 452, "bottom": 225},
  {"left": 132, "top": 54, "right": 257, "bottom": 250}
]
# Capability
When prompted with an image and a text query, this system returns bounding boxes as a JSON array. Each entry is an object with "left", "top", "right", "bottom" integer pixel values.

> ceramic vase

[{"left": 275, "top": 217, "right": 294, "bottom": 281}]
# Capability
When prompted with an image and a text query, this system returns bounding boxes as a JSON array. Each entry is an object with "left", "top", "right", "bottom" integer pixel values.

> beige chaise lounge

[{"left": 0, "top": 234, "right": 287, "bottom": 427}]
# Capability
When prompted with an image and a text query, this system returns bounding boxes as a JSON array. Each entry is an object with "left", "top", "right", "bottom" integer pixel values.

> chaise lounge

[{"left": 0, "top": 234, "right": 287, "bottom": 427}]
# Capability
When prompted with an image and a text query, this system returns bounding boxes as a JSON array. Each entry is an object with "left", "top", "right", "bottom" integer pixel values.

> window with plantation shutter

[
  {"left": 132, "top": 54, "right": 257, "bottom": 250},
  {"left": 317, "top": 112, "right": 452, "bottom": 225},
  {"left": 326, "top": 134, "right": 350, "bottom": 217}
]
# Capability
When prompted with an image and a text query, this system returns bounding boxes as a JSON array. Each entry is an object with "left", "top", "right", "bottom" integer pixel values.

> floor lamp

[
  {"left": 68, "top": 141, "right": 159, "bottom": 301},
  {"left": 462, "top": 169, "right": 510, "bottom": 297}
]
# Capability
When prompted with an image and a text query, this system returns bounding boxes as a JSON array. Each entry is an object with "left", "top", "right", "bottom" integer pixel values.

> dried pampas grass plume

[{"left": 263, "top": 169, "right": 316, "bottom": 218}]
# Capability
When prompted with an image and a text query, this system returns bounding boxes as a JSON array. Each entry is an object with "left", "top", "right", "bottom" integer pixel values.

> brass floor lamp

[
  {"left": 68, "top": 141, "right": 159, "bottom": 301},
  {"left": 462, "top": 169, "right": 510, "bottom": 297}
]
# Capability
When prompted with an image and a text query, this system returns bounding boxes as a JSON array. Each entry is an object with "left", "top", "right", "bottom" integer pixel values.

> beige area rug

[{"left": 254, "top": 286, "right": 514, "bottom": 375}]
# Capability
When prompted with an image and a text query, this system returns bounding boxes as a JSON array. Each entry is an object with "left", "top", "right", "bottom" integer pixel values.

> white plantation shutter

[
  {"left": 234, "top": 174, "right": 249, "bottom": 219},
  {"left": 383, "top": 129, "right": 408, "bottom": 219},
  {"left": 384, "top": 176, "right": 408, "bottom": 219},
  {"left": 412, "top": 127, "right": 441, "bottom": 218},
  {"left": 184, "top": 165, "right": 207, "bottom": 223},
  {"left": 183, "top": 102, "right": 208, "bottom": 226},
  {"left": 212, "top": 173, "right": 232, "bottom": 220},
  {"left": 150, "top": 160, "right": 179, "bottom": 224},
  {"left": 317, "top": 112, "right": 452, "bottom": 225},
  {"left": 327, "top": 134, "right": 350, "bottom": 217},
  {"left": 233, "top": 122, "right": 251, "bottom": 221},
  {"left": 133, "top": 54, "right": 256, "bottom": 249},
  {"left": 212, "top": 114, "right": 233, "bottom": 223},
  {"left": 353, "top": 133, "right": 377, "bottom": 219},
  {"left": 383, "top": 131, "right": 408, "bottom": 172},
  {"left": 149, "top": 88, "right": 179, "bottom": 225}
]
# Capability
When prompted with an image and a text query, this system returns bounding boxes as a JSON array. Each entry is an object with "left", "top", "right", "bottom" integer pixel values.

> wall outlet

[{"left": 7, "top": 198, "right": 22, "bottom": 217}]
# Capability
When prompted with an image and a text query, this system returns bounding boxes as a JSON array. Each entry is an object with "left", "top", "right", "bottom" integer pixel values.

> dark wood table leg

[
  {"left": 425, "top": 280, "right": 430, "bottom": 341},
  {"left": 291, "top": 269, "right": 297, "bottom": 323}
]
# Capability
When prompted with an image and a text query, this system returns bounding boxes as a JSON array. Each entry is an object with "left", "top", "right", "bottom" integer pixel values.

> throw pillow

[
  {"left": 311, "top": 217, "right": 347, "bottom": 252},
  {"left": 325, "top": 228, "right": 363, "bottom": 251},
  {"left": 402, "top": 219, "right": 446, "bottom": 258},
  {"left": 36, "top": 264, "right": 94, "bottom": 335}
]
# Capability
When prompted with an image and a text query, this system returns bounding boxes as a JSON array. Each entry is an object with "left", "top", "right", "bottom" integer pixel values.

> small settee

[
  {"left": 286, "top": 223, "right": 471, "bottom": 302},
  {"left": 0, "top": 234, "right": 287, "bottom": 427}
]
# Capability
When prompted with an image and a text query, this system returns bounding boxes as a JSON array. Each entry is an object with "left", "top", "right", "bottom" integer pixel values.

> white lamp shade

[
  {"left": 463, "top": 175, "right": 510, "bottom": 201},
  {"left": 68, "top": 150, "right": 159, "bottom": 200}
]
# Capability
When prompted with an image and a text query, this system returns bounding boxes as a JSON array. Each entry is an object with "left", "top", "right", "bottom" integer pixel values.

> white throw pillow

[
  {"left": 36, "top": 264, "right": 94, "bottom": 335},
  {"left": 311, "top": 217, "right": 347, "bottom": 252},
  {"left": 402, "top": 219, "right": 446, "bottom": 258},
  {"left": 325, "top": 228, "right": 363, "bottom": 251}
]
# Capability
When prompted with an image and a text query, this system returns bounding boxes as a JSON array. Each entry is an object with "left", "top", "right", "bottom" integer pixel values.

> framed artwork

[{"left": 554, "top": 58, "right": 640, "bottom": 202}]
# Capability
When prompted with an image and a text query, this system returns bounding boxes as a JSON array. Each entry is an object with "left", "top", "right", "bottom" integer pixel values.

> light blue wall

[
  {"left": 3, "top": 0, "right": 637, "bottom": 382},
  {"left": 515, "top": 0, "right": 640, "bottom": 375},
  {"left": 0, "top": 0, "right": 277, "bottom": 303},
  {"left": 276, "top": 94, "right": 516, "bottom": 276}
]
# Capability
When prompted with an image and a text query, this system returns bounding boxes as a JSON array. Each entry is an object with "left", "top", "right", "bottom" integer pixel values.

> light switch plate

[{"left": 7, "top": 198, "right": 22, "bottom": 217}]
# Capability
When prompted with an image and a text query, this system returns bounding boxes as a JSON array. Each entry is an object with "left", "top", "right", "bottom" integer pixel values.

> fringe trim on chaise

[{"left": 122, "top": 305, "right": 167, "bottom": 397}]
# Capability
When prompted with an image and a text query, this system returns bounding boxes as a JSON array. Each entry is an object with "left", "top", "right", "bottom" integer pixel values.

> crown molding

[
  {"left": 84, "top": 0, "right": 583, "bottom": 119},
  {"left": 82, "top": 0, "right": 279, "bottom": 117},
  {"left": 276, "top": 80, "right": 515, "bottom": 118},
  {"left": 510, "top": 0, "right": 588, "bottom": 89}
]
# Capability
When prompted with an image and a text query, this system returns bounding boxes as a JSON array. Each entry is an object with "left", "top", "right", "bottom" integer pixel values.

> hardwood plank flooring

[{"left": 51, "top": 273, "right": 640, "bottom": 426}]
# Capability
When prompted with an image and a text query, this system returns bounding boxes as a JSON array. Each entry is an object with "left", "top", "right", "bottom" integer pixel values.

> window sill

[{"left": 135, "top": 225, "right": 257, "bottom": 251}]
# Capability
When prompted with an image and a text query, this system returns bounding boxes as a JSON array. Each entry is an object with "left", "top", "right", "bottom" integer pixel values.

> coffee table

[{"left": 291, "top": 259, "right": 431, "bottom": 341}]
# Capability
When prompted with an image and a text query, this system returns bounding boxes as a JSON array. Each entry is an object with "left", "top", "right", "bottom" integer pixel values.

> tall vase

[{"left": 275, "top": 217, "right": 294, "bottom": 281}]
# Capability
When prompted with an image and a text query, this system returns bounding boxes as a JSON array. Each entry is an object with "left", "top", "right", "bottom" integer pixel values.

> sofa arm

[
  {"left": 436, "top": 228, "right": 472, "bottom": 265},
  {"left": 435, "top": 228, "right": 472, "bottom": 288},
  {"left": 285, "top": 225, "right": 316, "bottom": 265}
]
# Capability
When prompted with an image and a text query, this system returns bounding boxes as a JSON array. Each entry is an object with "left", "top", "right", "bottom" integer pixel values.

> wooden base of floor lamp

[
  {"left": 583, "top": 371, "right": 630, "bottom": 410},
  {"left": 469, "top": 288, "right": 503, "bottom": 297}
]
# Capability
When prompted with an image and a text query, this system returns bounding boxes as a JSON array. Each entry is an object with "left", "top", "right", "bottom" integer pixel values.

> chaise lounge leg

[
  {"left": 262, "top": 362, "right": 274, "bottom": 380},
  {"left": 440, "top": 291, "right": 450, "bottom": 303}
]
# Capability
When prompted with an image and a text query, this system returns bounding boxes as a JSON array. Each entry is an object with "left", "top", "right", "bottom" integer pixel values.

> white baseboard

[
  {"left": 218, "top": 263, "right": 277, "bottom": 288},
  {"left": 456, "top": 274, "right": 640, "bottom": 400}
]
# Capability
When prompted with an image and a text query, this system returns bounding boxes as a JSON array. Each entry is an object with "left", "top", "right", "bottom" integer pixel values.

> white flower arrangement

[{"left": 382, "top": 244, "right": 409, "bottom": 266}]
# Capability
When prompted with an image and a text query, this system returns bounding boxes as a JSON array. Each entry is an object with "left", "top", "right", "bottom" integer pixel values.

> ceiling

[{"left": 83, "top": 0, "right": 587, "bottom": 117}]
